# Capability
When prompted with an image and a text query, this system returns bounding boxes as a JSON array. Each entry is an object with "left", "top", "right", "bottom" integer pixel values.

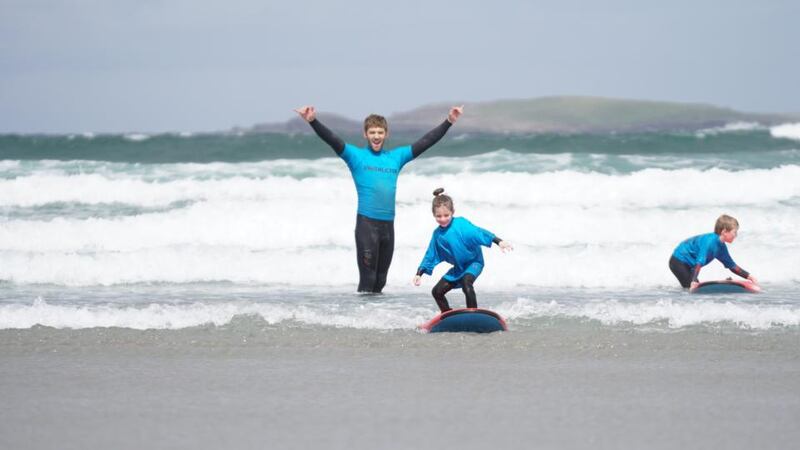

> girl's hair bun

[{"left": 433, "top": 188, "right": 445, "bottom": 196}]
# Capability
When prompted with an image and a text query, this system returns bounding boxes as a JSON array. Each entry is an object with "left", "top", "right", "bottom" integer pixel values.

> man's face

[{"left": 363, "top": 127, "right": 387, "bottom": 151}]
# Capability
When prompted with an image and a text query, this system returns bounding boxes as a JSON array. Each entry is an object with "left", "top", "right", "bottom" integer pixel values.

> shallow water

[
  {"left": 2, "top": 125, "right": 799, "bottom": 448},
  {"left": 2, "top": 305, "right": 799, "bottom": 450}
]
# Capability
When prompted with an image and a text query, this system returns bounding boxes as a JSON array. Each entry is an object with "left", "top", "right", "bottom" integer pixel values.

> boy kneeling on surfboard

[
  {"left": 413, "top": 188, "right": 513, "bottom": 312},
  {"left": 669, "top": 214, "right": 759, "bottom": 290}
]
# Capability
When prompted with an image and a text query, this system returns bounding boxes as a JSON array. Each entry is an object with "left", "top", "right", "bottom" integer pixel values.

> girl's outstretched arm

[{"left": 417, "top": 235, "right": 441, "bottom": 277}]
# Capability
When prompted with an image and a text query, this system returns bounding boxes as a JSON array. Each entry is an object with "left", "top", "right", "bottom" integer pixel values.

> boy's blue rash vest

[
  {"left": 340, "top": 143, "right": 414, "bottom": 221},
  {"left": 672, "top": 232, "right": 737, "bottom": 269},
  {"left": 418, "top": 217, "right": 496, "bottom": 284}
]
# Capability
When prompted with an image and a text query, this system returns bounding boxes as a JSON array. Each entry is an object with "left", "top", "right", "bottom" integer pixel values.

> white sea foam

[
  {"left": 770, "top": 122, "right": 800, "bottom": 141},
  {"left": 123, "top": 133, "right": 150, "bottom": 142},
  {"left": 0, "top": 172, "right": 353, "bottom": 207},
  {"left": 0, "top": 298, "right": 426, "bottom": 330},
  {"left": 2, "top": 165, "right": 799, "bottom": 208},
  {"left": 696, "top": 122, "right": 765, "bottom": 137},
  {"left": 0, "top": 203, "right": 797, "bottom": 287},
  {"left": 501, "top": 297, "right": 800, "bottom": 330},
  {"left": 5, "top": 148, "right": 800, "bottom": 182},
  {"left": 1, "top": 161, "right": 799, "bottom": 287},
  {"left": 1, "top": 296, "right": 797, "bottom": 331}
]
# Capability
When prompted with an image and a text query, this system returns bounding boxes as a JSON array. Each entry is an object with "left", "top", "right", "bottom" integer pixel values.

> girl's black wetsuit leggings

[
  {"left": 431, "top": 274, "right": 477, "bottom": 312},
  {"left": 355, "top": 214, "right": 394, "bottom": 293}
]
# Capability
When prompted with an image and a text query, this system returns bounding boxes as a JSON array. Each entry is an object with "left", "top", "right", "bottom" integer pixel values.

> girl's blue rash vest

[{"left": 418, "top": 217, "right": 496, "bottom": 285}]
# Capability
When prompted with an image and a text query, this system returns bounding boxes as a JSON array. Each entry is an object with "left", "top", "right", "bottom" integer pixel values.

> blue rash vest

[
  {"left": 672, "top": 232, "right": 737, "bottom": 269},
  {"left": 417, "top": 217, "right": 496, "bottom": 285},
  {"left": 340, "top": 143, "right": 414, "bottom": 221}
]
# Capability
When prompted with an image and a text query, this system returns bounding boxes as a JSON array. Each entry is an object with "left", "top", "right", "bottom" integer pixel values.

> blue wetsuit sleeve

[
  {"left": 465, "top": 220, "right": 495, "bottom": 248},
  {"left": 717, "top": 243, "right": 749, "bottom": 278},
  {"left": 417, "top": 235, "right": 440, "bottom": 276},
  {"left": 716, "top": 244, "right": 736, "bottom": 269},
  {"left": 395, "top": 145, "right": 414, "bottom": 167},
  {"left": 411, "top": 120, "right": 452, "bottom": 158},
  {"left": 477, "top": 228, "right": 496, "bottom": 247},
  {"left": 309, "top": 119, "right": 345, "bottom": 155}
]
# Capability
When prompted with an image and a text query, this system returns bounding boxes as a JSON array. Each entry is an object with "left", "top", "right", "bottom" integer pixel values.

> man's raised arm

[
  {"left": 295, "top": 106, "right": 345, "bottom": 155},
  {"left": 411, "top": 105, "right": 463, "bottom": 158}
]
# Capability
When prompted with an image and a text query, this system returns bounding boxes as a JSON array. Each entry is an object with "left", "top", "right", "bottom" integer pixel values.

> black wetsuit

[
  {"left": 432, "top": 274, "right": 477, "bottom": 312},
  {"left": 309, "top": 118, "right": 452, "bottom": 293},
  {"left": 668, "top": 256, "right": 695, "bottom": 289},
  {"left": 355, "top": 214, "right": 394, "bottom": 293}
]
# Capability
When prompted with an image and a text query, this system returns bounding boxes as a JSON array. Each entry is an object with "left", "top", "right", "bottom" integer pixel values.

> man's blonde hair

[
  {"left": 363, "top": 114, "right": 388, "bottom": 132},
  {"left": 714, "top": 214, "right": 739, "bottom": 234}
]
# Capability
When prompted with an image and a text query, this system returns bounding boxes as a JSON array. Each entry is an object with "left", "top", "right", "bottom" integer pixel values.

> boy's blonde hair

[
  {"left": 714, "top": 214, "right": 739, "bottom": 234},
  {"left": 363, "top": 114, "right": 388, "bottom": 132},
  {"left": 432, "top": 188, "right": 454, "bottom": 213}
]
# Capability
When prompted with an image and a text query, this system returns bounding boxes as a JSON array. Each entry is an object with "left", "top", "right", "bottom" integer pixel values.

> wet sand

[{"left": 1, "top": 326, "right": 798, "bottom": 450}]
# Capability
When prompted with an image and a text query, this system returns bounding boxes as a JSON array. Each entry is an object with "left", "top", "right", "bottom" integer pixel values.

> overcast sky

[{"left": 1, "top": 0, "right": 798, "bottom": 133}]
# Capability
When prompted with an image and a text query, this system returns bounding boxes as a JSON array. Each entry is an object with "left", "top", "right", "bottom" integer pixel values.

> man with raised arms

[{"left": 294, "top": 105, "right": 463, "bottom": 293}]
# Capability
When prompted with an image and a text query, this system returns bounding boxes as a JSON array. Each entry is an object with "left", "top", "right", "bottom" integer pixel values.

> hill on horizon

[{"left": 245, "top": 96, "right": 796, "bottom": 135}]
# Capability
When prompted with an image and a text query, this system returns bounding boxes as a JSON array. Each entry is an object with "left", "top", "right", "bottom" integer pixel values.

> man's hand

[
  {"left": 447, "top": 105, "right": 464, "bottom": 124},
  {"left": 413, "top": 275, "right": 422, "bottom": 286},
  {"left": 294, "top": 105, "right": 316, "bottom": 122}
]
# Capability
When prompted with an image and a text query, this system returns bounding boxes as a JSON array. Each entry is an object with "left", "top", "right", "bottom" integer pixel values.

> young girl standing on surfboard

[{"left": 413, "top": 188, "right": 513, "bottom": 312}]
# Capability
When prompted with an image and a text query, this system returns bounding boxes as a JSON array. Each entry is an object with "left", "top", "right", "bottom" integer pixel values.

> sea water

[{"left": 1, "top": 123, "right": 799, "bottom": 449}]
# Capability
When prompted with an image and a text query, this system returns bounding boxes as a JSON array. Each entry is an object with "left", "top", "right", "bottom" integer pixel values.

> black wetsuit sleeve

[
  {"left": 416, "top": 268, "right": 425, "bottom": 277},
  {"left": 309, "top": 119, "right": 345, "bottom": 156},
  {"left": 411, "top": 120, "right": 452, "bottom": 158},
  {"left": 730, "top": 265, "right": 750, "bottom": 279},
  {"left": 492, "top": 237, "right": 502, "bottom": 245}
]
